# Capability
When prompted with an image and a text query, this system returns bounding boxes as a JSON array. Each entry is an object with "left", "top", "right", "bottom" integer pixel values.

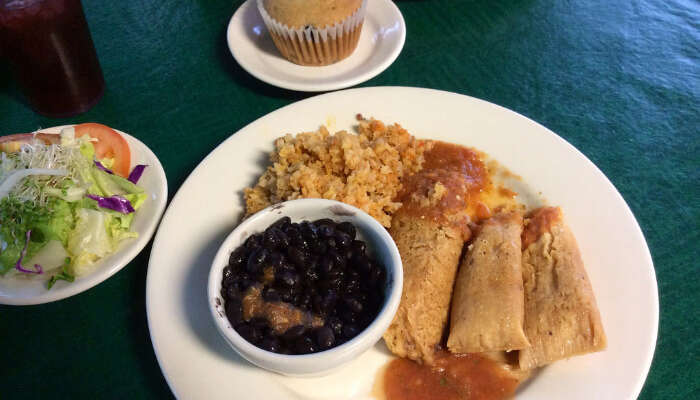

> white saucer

[{"left": 227, "top": 0, "right": 406, "bottom": 92}]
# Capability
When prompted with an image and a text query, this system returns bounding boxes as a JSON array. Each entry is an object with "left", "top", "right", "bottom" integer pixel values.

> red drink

[{"left": 0, "top": 0, "right": 105, "bottom": 117}]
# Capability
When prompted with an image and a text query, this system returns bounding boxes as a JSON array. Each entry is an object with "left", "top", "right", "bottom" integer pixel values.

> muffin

[{"left": 257, "top": 0, "right": 367, "bottom": 66}]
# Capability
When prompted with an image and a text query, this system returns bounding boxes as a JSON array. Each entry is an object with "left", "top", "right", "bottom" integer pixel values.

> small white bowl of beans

[{"left": 207, "top": 198, "right": 403, "bottom": 376}]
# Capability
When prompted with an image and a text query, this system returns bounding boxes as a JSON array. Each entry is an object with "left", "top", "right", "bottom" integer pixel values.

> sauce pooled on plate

[{"left": 384, "top": 351, "right": 520, "bottom": 400}]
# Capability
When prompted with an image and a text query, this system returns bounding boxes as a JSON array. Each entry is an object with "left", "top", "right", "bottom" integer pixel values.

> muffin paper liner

[{"left": 257, "top": 0, "right": 367, "bottom": 66}]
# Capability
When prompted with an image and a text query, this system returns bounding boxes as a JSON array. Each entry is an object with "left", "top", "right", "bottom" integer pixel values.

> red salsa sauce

[
  {"left": 384, "top": 352, "right": 520, "bottom": 400},
  {"left": 521, "top": 206, "right": 562, "bottom": 248},
  {"left": 397, "top": 141, "right": 490, "bottom": 238}
]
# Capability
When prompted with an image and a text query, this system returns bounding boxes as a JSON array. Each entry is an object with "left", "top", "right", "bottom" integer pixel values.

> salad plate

[
  {"left": 0, "top": 125, "right": 168, "bottom": 305},
  {"left": 146, "top": 87, "right": 657, "bottom": 399},
  {"left": 227, "top": 0, "right": 406, "bottom": 92}
]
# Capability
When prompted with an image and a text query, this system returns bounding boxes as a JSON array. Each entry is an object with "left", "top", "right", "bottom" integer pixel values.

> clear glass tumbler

[{"left": 0, "top": 0, "right": 105, "bottom": 117}]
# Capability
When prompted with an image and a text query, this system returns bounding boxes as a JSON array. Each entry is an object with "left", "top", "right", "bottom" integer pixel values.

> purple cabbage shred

[
  {"left": 94, "top": 160, "right": 114, "bottom": 175},
  {"left": 86, "top": 194, "right": 135, "bottom": 214},
  {"left": 127, "top": 164, "right": 147, "bottom": 184},
  {"left": 15, "top": 230, "right": 43, "bottom": 275}
]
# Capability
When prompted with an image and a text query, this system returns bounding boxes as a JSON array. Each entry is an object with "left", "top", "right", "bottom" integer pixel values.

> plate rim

[
  {"left": 227, "top": 0, "right": 406, "bottom": 92},
  {"left": 0, "top": 125, "right": 169, "bottom": 305},
  {"left": 146, "top": 86, "right": 658, "bottom": 399}
]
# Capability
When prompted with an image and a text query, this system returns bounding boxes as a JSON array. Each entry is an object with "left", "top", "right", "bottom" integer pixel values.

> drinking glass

[{"left": 0, "top": 0, "right": 105, "bottom": 117}]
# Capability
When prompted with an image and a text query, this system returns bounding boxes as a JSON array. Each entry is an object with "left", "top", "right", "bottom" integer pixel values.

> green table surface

[{"left": 1, "top": 0, "right": 698, "bottom": 398}]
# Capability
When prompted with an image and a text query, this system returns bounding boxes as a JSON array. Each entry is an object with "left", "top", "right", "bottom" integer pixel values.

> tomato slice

[
  {"left": 0, "top": 133, "right": 60, "bottom": 153},
  {"left": 74, "top": 123, "right": 131, "bottom": 177}
]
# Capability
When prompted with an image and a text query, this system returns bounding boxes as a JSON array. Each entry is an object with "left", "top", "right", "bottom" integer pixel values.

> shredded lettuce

[
  {"left": 0, "top": 127, "right": 147, "bottom": 286},
  {"left": 48, "top": 258, "right": 74, "bottom": 289}
]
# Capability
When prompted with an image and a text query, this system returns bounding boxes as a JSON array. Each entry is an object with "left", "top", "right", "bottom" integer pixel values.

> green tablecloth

[{"left": 1, "top": 0, "right": 697, "bottom": 398}]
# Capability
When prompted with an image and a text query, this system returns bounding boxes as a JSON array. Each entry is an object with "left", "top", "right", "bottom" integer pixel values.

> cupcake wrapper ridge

[{"left": 257, "top": 0, "right": 367, "bottom": 66}]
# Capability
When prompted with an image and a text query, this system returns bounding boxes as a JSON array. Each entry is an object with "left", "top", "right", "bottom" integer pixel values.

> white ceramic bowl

[{"left": 207, "top": 198, "right": 403, "bottom": 376}]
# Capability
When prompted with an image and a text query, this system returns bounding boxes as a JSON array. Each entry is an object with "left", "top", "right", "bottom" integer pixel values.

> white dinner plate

[
  {"left": 146, "top": 87, "right": 658, "bottom": 399},
  {"left": 0, "top": 126, "right": 168, "bottom": 305},
  {"left": 227, "top": 0, "right": 406, "bottom": 92}
]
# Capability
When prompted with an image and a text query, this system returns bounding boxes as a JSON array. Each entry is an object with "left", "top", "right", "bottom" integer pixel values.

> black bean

[
  {"left": 278, "top": 230, "right": 291, "bottom": 248},
  {"left": 300, "top": 222, "right": 318, "bottom": 241},
  {"left": 226, "top": 285, "right": 241, "bottom": 300},
  {"left": 343, "top": 296, "right": 363, "bottom": 314},
  {"left": 285, "top": 226, "right": 301, "bottom": 245},
  {"left": 277, "top": 269, "right": 300, "bottom": 287},
  {"left": 304, "top": 285, "right": 317, "bottom": 296},
  {"left": 249, "top": 317, "right": 269, "bottom": 330},
  {"left": 236, "top": 323, "right": 261, "bottom": 344},
  {"left": 228, "top": 247, "right": 247, "bottom": 269},
  {"left": 267, "top": 251, "right": 284, "bottom": 269},
  {"left": 287, "top": 247, "right": 308, "bottom": 267},
  {"left": 246, "top": 248, "right": 269, "bottom": 274},
  {"left": 222, "top": 273, "right": 236, "bottom": 288},
  {"left": 318, "top": 256, "right": 334, "bottom": 276},
  {"left": 358, "top": 313, "right": 375, "bottom": 329},
  {"left": 277, "top": 259, "right": 296, "bottom": 275},
  {"left": 223, "top": 265, "right": 234, "bottom": 280},
  {"left": 262, "top": 287, "right": 281, "bottom": 302},
  {"left": 281, "top": 222, "right": 295, "bottom": 234},
  {"left": 278, "top": 286, "right": 295, "bottom": 302},
  {"left": 352, "top": 255, "right": 372, "bottom": 275},
  {"left": 283, "top": 325, "right": 306, "bottom": 342},
  {"left": 317, "top": 279, "right": 331, "bottom": 291},
  {"left": 350, "top": 240, "right": 366, "bottom": 255},
  {"left": 311, "top": 239, "right": 328, "bottom": 255},
  {"left": 323, "top": 276, "right": 343, "bottom": 292},
  {"left": 225, "top": 298, "right": 243, "bottom": 325},
  {"left": 341, "top": 310, "right": 357, "bottom": 324},
  {"left": 295, "top": 336, "right": 317, "bottom": 354},
  {"left": 238, "top": 278, "right": 255, "bottom": 291},
  {"left": 342, "top": 248, "right": 354, "bottom": 261},
  {"left": 287, "top": 226, "right": 303, "bottom": 244},
  {"left": 334, "top": 231, "right": 352, "bottom": 249},
  {"left": 299, "top": 293, "right": 312, "bottom": 310},
  {"left": 344, "top": 279, "right": 361, "bottom": 294},
  {"left": 313, "top": 218, "right": 334, "bottom": 227},
  {"left": 336, "top": 221, "right": 356, "bottom": 239},
  {"left": 260, "top": 337, "right": 281, "bottom": 352},
  {"left": 303, "top": 254, "right": 320, "bottom": 270},
  {"left": 315, "top": 327, "right": 335, "bottom": 349},
  {"left": 270, "top": 216, "right": 291, "bottom": 230},
  {"left": 303, "top": 266, "right": 320, "bottom": 282},
  {"left": 319, "top": 290, "right": 338, "bottom": 314},
  {"left": 345, "top": 269, "right": 360, "bottom": 283},
  {"left": 368, "top": 293, "right": 384, "bottom": 309},
  {"left": 319, "top": 224, "right": 335, "bottom": 238},
  {"left": 278, "top": 345, "right": 291, "bottom": 355},
  {"left": 326, "top": 237, "right": 337, "bottom": 248},
  {"left": 296, "top": 237, "right": 310, "bottom": 252},
  {"left": 326, "top": 266, "right": 345, "bottom": 280},
  {"left": 327, "top": 317, "right": 343, "bottom": 337},
  {"left": 342, "top": 324, "right": 360, "bottom": 339},
  {"left": 244, "top": 234, "right": 262, "bottom": 251},
  {"left": 372, "top": 265, "right": 387, "bottom": 287},
  {"left": 263, "top": 228, "right": 283, "bottom": 248},
  {"left": 367, "top": 264, "right": 383, "bottom": 286},
  {"left": 329, "top": 249, "right": 346, "bottom": 270},
  {"left": 312, "top": 294, "right": 324, "bottom": 314}
]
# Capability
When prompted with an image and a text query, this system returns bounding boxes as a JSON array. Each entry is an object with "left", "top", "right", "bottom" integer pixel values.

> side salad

[{"left": 0, "top": 123, "right": 147, "bottom": 289}]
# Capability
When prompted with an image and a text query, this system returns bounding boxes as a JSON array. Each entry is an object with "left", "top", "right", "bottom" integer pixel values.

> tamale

[
  {"left": 383, "top": 141, "right": 488, "bottom": 364},
  {"left": 447, "top": 212, "right": 530, "bottom": 353},
  {"left": 519, "top": 207, "right": 607, "bottom": 370}
]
